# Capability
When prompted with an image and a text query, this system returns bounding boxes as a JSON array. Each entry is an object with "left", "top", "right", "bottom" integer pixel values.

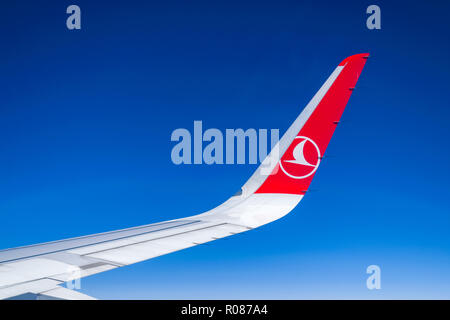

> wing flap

[
  {"left": 0, "top": 258, "right": 72, "bottom": 288},
  {"left": 38, "top": 286, "right": 96, "bottom": 300},
  {"left": 84, "top": 223, "right": 248, "bottom": 265},
  {"left": 67, "top": 220, "right": 217, "bottom": 256},
  {"left": 0, "top": 279, "right": 62, "bottom": 300}
]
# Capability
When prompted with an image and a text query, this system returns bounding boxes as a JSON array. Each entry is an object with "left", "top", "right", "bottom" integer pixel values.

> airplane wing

[{"left": 0, "top": 53, "right": 369, "bottom": 300}]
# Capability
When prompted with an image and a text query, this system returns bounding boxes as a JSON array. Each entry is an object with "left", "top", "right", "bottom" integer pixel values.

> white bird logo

[
  {"left": 279, "top": 136, "right": 321, "bottom": 179},
  {"left": 284, "top": 140, "right": 316, "bottom": 167}
]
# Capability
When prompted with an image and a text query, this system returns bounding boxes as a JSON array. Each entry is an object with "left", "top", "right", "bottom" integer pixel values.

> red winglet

[{"left": 255, "top": 54, "right": 369, "bottom": 194}]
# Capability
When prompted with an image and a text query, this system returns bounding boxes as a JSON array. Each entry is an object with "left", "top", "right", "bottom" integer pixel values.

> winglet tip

[{"left": 339, "top": 53, "right": 370, "bottom": 66}]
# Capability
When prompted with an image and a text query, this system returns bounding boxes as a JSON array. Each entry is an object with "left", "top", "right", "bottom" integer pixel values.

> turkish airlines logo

[{"left": 279, "top": 136, "right": 321, "bottom": 179}]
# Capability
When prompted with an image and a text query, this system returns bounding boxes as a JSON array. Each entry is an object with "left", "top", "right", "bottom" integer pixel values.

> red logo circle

[{"left": 279, "top": 136, "right": 321, "bottom": 179}]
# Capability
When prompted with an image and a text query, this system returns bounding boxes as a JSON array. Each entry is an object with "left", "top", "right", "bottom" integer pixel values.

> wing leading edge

[{"left": 0, "top": 54, "right": 369, "bottom": 299}]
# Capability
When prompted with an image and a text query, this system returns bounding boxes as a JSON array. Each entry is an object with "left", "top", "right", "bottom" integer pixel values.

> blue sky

[{"left": 1, "top": 0, "right": 449, "bottom": 299}]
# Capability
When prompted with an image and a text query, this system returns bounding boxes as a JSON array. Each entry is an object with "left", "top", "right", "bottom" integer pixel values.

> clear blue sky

[{"left": 1, "top": 0, "right": 449, "bottom": 299}]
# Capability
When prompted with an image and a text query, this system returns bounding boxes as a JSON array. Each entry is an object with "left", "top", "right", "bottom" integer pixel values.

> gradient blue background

[{"left": 1, "top": 0, "right": 449, "bottom": 299}]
